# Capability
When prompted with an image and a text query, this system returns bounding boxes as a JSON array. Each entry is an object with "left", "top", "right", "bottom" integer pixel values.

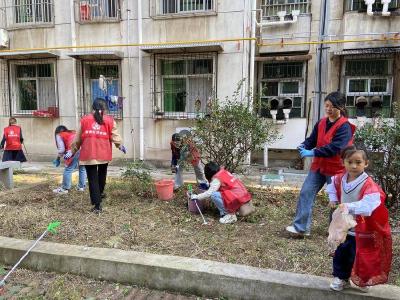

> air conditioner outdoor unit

[{"left": 0, "top": 29, "right": 9, "bottom": 48}]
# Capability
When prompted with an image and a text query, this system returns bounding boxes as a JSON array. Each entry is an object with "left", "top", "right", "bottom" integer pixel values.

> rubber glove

[
  {"left": 299, "top": 148, "right": 315, "bottom": 158},
  {"left": 63, "top": 150, "right": 73, "bottom": 160},
  {"left": 52, "top": 157, "right": 61, "bottom": 167},
  {"left": 297, "top": 144, "right": 305, "bottom": 151},
  {"left": 190, "top": 194, "right": 199, "bottom": 201},
  {"left": 198, "top": 182, "right": 209, "bottom": 190},
  {"left": 119, "top": 145, "right": 127, "bottom": 154}
]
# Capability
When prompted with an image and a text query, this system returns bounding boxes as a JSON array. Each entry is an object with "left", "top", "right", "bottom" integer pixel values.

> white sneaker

[
  {"left": 285, "top": 225, "right": 310, "bottom": 236},
  {"left": 330, "top": 277, "right": 350, "bottom": 291},
  {"left": 219, "top": 214, "right": 237, "bottom": 224},
  {"left": 349, "top": 280, "right": 370, "bottom": 293},
  {"left": 52, "top": 187, "right": 68, "bottom": 195},
  {"left": 76, "top": 186, "right": 85, "bottom": 192}
]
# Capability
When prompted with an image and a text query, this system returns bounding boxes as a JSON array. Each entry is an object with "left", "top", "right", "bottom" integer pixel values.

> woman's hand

[{"left": 328, "top": 202, "right": 337, "bottom": 209}]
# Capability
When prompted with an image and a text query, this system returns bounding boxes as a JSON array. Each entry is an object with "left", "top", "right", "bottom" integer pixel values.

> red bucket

[{"left": 155, "top": 179, "right": 174, "bottom": 201}]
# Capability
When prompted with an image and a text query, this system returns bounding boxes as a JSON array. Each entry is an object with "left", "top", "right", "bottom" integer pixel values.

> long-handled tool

[
  {"left": 22, "top": 143, "right": 30, "bottom": 161},
  {"left": 0, "top": 221, "right": 61, "bottom": 294},
  {"left": 188, "top": 184, "right": 208, "bottom": 225}
]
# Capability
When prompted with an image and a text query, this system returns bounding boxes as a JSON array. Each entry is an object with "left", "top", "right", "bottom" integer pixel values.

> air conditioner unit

[{"left": 0, "top": 29, "right": 9, "bottom": 48}]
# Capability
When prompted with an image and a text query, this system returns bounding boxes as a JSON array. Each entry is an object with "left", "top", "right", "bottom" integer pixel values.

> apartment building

[
  {"left": 0, "top": 0, "right": 252, "bottom": 162},
  {"left": 0, "top": 0, "right": 398, "bottom": 166}
]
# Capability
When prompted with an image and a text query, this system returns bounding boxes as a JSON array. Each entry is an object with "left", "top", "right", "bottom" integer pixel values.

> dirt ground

[{"left": 0, "top": 173, "right": 399, "bottom": 290}]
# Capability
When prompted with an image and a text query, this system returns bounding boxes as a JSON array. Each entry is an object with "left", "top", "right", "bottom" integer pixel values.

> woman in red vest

[
  {"left": 190, "top": 161, "right": 252, "bottom": 224},
  {"left": 69, "top": 99, "right": 125, "bottom": 214},
  {"left": 52, "top": 125, "right": 86, "bottom": 195},
  {"left": 0, "top": 117, "right": 27, "bottom": 162},
  {"left": 286, "top": 92, "right": 356, "bottom": 236}
]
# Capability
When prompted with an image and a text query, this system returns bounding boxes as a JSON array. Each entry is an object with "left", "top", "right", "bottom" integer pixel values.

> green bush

[
  {"left": 193, "top": 81, "right": 280, "bottom": 173},
  {"left": 122, "top": 161, "right": 156, "bottom": 199},
  {"left": 354, "top": 111, "right": 400, "bottom": 208}
]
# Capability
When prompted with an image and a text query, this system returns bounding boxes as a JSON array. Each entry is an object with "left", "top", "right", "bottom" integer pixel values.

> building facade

[{"left": 0, "top": 0, "right": 398, "bottom": 166}]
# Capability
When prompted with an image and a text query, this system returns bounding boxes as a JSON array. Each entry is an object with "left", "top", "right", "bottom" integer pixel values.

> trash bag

[{"left": 327, "top": 207, "right": 357, "bottom": 252}]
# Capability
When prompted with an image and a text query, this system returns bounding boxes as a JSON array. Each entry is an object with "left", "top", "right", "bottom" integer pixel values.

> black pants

[
  {"left": 333, "top": 234, "right": 356, "bottom": 280},
  {"left": 84, "top": 163, "right": 108, "bottom": 209}
]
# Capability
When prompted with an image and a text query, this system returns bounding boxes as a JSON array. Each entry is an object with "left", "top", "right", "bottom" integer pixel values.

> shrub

[
  {"left": 354, "top": 111, "right": 400, "bottom": 208},
  {"left": 193, "top": 81, "right": 280, "bottom": 173},
  {"left": 122, "top": 161, "right": 156, "bottom": 199}
]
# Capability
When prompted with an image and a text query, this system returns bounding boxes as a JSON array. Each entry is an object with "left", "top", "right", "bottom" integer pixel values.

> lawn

[{"left": 0, "top": 174, "right": 399, "bottom": 287}]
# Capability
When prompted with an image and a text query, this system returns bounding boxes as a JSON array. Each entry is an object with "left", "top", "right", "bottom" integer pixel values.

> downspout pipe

[
  {"left": 127, "top": 8, "right": 136, "bottom": 162},
  {"left": 249, "top": 0, "right": 256, "bottom": 102},
  {"left": 70, "top": 0, "right": 79, "bottom": 126},
  {"left": 138, "top": 0, "right": 144, "bottom": 161}
]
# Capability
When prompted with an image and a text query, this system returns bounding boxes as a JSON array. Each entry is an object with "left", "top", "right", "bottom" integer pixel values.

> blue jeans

[
  {"left": 292, "top": 170, "right": 331, "bottom": 233},
  {"left": 62, "top": 151, "right": 86, "bottom": 190},
  {"left": 210, "top": 191, "right": 226, "bottom": 217}
]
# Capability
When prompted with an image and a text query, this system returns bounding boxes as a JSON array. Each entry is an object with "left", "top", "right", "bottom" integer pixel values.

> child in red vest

[
  {"left": 190, "top": 162, "right": 252, "bottom": 224},
  {"left": 170, "top": 133, "right": 181, "bottom": 173},
  {"left": 326, "top": 145, "right": 392, "bottom": 292},
  {"left": 0, "top": 117, "right": 27, "bottom": 162},
  {"left": 52, "top": 125, "right": 86, "bottom": 195},
  {"left": 286, "top": 92, "right": 356, "bottom": 236}
]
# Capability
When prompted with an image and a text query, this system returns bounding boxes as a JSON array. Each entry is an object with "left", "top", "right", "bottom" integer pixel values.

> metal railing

[
  {"left": 345, "top": 0, "right": 400, "bottom": 12},
  {"left": 8, "top": 0, "right": 54, "bottom": 26},
  {"left": 78, "top": 0, "right": 119, "bottom": 22},
  {"left": 155, "top": 0, "right": 215, "bottom": 16},
  {"left": 260, "top": 0, "right": 311, "bottom": 20}
]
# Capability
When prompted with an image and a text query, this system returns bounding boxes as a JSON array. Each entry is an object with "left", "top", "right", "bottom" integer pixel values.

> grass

[{"left": 0, "top": 174, "right": 399, "bottom": 288}]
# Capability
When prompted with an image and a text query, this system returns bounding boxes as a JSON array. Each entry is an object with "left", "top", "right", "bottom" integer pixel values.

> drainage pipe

[
  {"left": 137, "top": 0, "right": 144, "bottom": 161},
  {"left": 70, "top": 0, "right": 79, "bottom": 126}
]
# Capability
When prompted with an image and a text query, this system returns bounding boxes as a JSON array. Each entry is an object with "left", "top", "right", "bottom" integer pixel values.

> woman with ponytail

[
  {"left": 69, "top": 98, "right": 126, "bottom": 214},
  {"left": 285, "top": 92, "right": 356, "bottom": 236}
]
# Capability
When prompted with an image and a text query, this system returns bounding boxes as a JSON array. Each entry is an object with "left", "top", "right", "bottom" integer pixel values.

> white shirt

[
  {"left": 325, "top": 172, "right": 380, "bottom": 216},
  {"left": 192, "top": 178, "right": 221, "bottom": 200}
]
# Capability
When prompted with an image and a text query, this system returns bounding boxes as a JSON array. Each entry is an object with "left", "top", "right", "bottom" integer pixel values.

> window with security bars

[
  {"left": 343, "top": 58, "right": 393, "bottom": 118},
  {"left": 7, "top": 0, "right": 53, "bottom": 26},
  {"left": 154, "top": 0, "right": 215, "bottom": 15},
  {"left": 345, "top": 0, "right": 400, "bottom": 12},
  {"left": 261, "top": 0, "right": 310, "bottom": 21},
  {"left": 78, "top": 0, "right": 119, "bottom": 22},
  {"left": 259, "top": 62, "right": 305, "bottom": 119},
  {"left": 77, "top": 61, "right": 123, "bottom": 119},
  {"left": 151, "top": 53, "right": 216, "bottom": 119},
  {"left": 10, "top": 61, "right": 58, "bottom": 117}
]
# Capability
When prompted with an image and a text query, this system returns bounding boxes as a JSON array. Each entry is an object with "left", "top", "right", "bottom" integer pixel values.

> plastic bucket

[
  {"left": 155, "top": 179, "right": 174, "bottom": 201},
  {"left": 188, "top": 198, "right": 204, "bottom": 214}
]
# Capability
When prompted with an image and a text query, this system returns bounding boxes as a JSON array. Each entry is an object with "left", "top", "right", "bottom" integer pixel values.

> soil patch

[{"left": 0, "top": 175, "right": 399, "bottom": 287}]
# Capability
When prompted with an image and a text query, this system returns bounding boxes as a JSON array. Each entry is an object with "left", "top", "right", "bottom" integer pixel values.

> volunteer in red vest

[
  {"left": 52, "top": 125, "right": 86, "bottom": 195},
  {"left": 190, "top": 161, "right": 252, "bottom": 224},
  {"left": 68, "top": 98, "right": 126, "bottom": 214},
  {"left": 286, "top": 92, "right": 356, "bottom": 236},
  {"left": 0, "top": 117, "right": 27, "bottom": 162}
]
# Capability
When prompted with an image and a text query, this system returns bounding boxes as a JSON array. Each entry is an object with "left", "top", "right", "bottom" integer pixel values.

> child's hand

[
  {"left": 338, "top": 203, "right": 349, "bottom": 214},
  {"left": 328, "top": 202, "right": 337, "bottom": 209},
  {"left": 190, "top": 194, "right": 199, "bottom": 201}
]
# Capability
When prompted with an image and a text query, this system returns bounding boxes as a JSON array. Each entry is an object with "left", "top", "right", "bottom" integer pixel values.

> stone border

[{"left": 0, "top": 237, "right": 399, "bottom": 300}]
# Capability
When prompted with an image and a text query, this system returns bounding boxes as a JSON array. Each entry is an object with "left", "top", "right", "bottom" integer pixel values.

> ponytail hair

[{"left": 92, "top": 98, "right": 107, "bottom": 125}]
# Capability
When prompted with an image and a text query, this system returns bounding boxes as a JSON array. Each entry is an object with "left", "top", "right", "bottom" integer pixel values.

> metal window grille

[
  {"left": 156, "top": 0, "right": 214, "bottom": 15},
  {"left": 0, "top": 60, "right": 10, "bottom": 117},
  {"left": 78, "top": 0, "right": 119, "bottom": 22},
  {"left": 343, "top": 56, "right": 393, "bottom": 118},
  {"left": 345, "top": 0, "right": 400, "bottom": 12},
  {"left": 77, "top": 61, "right": 123, "bottom": 119},
  {"left": 261, "top": 0, "right": 311, "bottom": 21},
  {"left": 9, "top": 60, "right": 58, "bottom": 117},
  {"left": 6, "top": 0, "right": 54, "bottom": 26},
  {"left": 151, "top": 53, "right": 216, "bottom": 119},
  {"left": 259, "top": 62, "right": 306, "bottom": 119}
]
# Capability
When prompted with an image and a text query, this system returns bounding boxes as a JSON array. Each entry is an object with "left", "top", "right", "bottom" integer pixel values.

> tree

[{"left": 193, "top": 82, "right": 280, "bottom": 173}]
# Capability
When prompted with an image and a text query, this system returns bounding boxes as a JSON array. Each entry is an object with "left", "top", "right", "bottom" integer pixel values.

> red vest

[
  {"left": 4, "top": 125, "right": 22, "bottom": 150},
  {"left": 79, "top": 114, "right": 114, "bottom": 162},
  {"left": 213, "top": 169, "right": 252, "bottom": 213},
  {"left": 59, "top": 131, "right": 76, "bottom": 166},
  {"left": 310, "top": 117, "right": 356, "bottom": 176},
  {"left": 188, "top": 141, "right": 201, "bottom": 166},
  {"left": 334, "top": 173, "right": 392, "bottom": 287}
]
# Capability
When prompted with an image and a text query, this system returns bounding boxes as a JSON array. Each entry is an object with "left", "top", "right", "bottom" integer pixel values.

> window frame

[
  {"left": 8, "top": 0, "right": 54, "bottom": 28},
  {"left": 153, "top": 53, "right": 217, "bottom": 119},
  {"left": 9, "top": 60, "right": 58, "bottom": 116},
  {"left": 77, "top": 0, "right": 121, "bottom": 23},
  {"left": 260, "top": 0, "right": 311, "bottom": 20},
  {"left": 152, "top": 0, "right": 216, "bottom": 18},
  {"left": 344, "top": 0, "right": 400, "bottom": 12}
]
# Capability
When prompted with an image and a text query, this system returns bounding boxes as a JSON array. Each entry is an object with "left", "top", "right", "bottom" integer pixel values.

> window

[
  {"left": 11, "top": 61, "right": 57, "bottom": 116},
  {"left": 259, "top": 62, "right": 306, "bottom": 119},
  {"left": 12, "top": 0, "right": 53, "bottom": 25},
  {"left": 152, "top": 53, "right": 216, "bottom": 119},
  {"left": 344, "top": 58, "right": 393, "bottom": 118},
  {"left": 155, "top": 0, "right": 215, "bottom": 16},
  {"left": 345, "top": 0, "right": 400, "bottom": 12},
  {"left": 78, "top": 0, "right": 119, "bottom": 22},
  {"left": 78, "top": 62, "right": 123, "bottom": 119},
  {"left": 261, "top": 0, "right": 311, "bottom": 20}
]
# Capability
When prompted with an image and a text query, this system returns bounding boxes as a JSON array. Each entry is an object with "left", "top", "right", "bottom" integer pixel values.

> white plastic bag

[{"left": 327, "top": 207, "right": 357, "bottom": 253}]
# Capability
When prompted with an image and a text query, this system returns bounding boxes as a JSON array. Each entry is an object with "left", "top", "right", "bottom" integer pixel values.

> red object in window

[
  {"left": 80, "top": 3, "right": 91, "bottom": 21},
  {"left": 48, "top": 106, "right": 59, "bottom": 118},
  {"left": 33, "top": 110, "right": 53, "bottom": 118}
]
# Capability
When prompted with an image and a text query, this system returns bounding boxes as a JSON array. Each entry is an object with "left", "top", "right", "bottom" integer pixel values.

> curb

[{"left": 0, "top": 237, "right": 399, "bottom": 300}]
